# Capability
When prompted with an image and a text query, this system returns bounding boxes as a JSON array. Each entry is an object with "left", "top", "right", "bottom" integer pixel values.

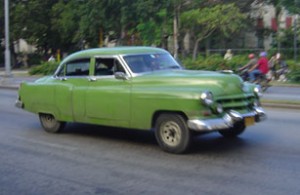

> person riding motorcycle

[
  {"left": 238, "top": 52, "right": 270, "bottom": 91},
  {"left": 238, "top": 53, "right": 258, "bottom": 80},
  {"left": 247, "top": 51, "right": 269, "bottom": 82},
  {"left": 239, "top": 53, "right": 258, "bottom": 70}
]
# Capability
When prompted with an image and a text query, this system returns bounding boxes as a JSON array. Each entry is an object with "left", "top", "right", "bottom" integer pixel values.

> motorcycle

[
  {"left": 271, "top": 65, "right": 289, "bottom": 82},
  {"left": 237, "top": 69, "right": 271, "bottom": 92}
]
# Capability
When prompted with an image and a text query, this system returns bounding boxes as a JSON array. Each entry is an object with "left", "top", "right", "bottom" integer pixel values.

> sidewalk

[
  {"left": 0, "top": 70, "right": 38, "bottom": 89},
  {"left": 1, "top": 69, "right": 300, "bottom": 109}
]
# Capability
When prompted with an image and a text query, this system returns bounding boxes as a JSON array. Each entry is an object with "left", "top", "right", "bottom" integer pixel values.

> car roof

[{"left": 61, "top": 46, "right": 168, "bottom": 63}]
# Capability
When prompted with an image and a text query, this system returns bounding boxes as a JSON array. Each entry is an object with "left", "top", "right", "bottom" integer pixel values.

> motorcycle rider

[
  {"left": 239, "top": 53, "right": 258, "bottom": 71},
  {"left": 247, "top": 51, "right": 269, "bottom": 82},
  {"left": 238, "top": 53, "right": 258, "bottom": 80}
]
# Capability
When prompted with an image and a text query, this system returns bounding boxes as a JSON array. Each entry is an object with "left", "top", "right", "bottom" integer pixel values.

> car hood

[{"left": 132, "top": 70, "right": 247, "bottom": 97}]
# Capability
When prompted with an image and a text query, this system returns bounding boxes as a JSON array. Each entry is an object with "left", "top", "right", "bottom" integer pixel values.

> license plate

[{"left": 245, "top": 117, "right": 255, "bottom": 127}]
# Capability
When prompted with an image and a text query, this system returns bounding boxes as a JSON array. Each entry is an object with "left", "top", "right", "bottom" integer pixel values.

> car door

[
  {"left": 85, "top": 56, "right": 131, "bottom": 128},
  {"left": 54, "top": 58, "right": 91, "bottom": 122}
]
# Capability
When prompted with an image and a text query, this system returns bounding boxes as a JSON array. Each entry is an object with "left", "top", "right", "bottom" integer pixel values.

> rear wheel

[
  {"left": 218, "top": 121, "right": 245, "bottom": 138},
  {"left": 39, "top": 113, "right": 65, "bottom": 133},
  {"left": 154, "top": 114, "right": 191, "bottom": 154}
]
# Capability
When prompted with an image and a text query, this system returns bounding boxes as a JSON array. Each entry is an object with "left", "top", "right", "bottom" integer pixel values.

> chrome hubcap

[
  {"left": 42, "top": 115, "right": 56, "bottom": 128},
  {"left": 160, "top": 121, "right": 181, "bottom": 147}
]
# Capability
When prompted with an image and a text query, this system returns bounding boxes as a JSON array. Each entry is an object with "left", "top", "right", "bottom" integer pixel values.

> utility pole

[
  {"left": 294, "top": 14, "right": 298, "bottom": 62},
  {"left": 4, "top": 0, "right": 12, "bottom": 77}
]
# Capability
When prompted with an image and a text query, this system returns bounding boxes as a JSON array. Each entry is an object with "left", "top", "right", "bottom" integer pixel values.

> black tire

[
  {"left": 154, "top": 114, "right": 191, "bottom": 154},
  {"left": 218, "top": 121, "right": 246, "bottom": 138},
  {"left": 39, "top": 113, "right": 66, "bottom": 133},
  {"left": 261, "top": 79, "right": 270, "bottom": 92},
  {"left": 257, "top": 75, "right": 270, "bottom": 92}
]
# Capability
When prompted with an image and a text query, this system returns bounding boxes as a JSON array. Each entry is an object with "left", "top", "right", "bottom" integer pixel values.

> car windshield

[{"left": 123, "top": 53, "right": 182, "bottom": 73}]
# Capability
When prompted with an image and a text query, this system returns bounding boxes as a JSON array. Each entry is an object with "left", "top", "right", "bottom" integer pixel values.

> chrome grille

[{"left": 217, "top": 96, "right": 255, "bottom": 110}]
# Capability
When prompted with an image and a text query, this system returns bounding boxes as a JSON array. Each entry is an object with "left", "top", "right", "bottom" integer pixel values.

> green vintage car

[{"left": 16, "top": 46, "right": 266, "bottom": 154}]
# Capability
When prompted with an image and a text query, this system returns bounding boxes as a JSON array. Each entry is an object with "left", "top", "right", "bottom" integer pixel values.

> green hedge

[
  {"left": 182, "top": 55, "right": 300, "bottom": 83},
  {"left": 285, "top": 60, "right": 300, "bottom": 82},
  {"left": 29, "top": 61, "right": 59, "bottom": 75},
  {"left": 182, "top": 54, "right": 248, "bottom": 72},
  {"left": 29, "top": 55, "right": 300, "bottom": 83}
]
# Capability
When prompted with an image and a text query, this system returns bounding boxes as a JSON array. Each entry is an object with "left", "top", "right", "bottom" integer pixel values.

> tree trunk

[
  {"left": 173, "top": 8, "right": 179, "bottom": 59},
  {"left": 183, "top": 30, "right": 191, "bottom": 57},
  {"left": 192, "top": 38, "right": 201, "bottom": 61},
  {"left": 205, "top": 38, "right": 211, "bottom": 57}
]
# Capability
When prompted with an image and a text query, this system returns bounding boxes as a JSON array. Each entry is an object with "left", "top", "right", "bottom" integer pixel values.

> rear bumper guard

[{"left": 15, "top": 100, "right": 24, "bottom": 109}]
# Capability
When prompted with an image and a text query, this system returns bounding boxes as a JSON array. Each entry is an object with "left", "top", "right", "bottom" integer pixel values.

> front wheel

[
  {"left": 154, "top": 114, "right": 191, "bottom": 154},
  {"left": 39, "top": 113, "right": 66, "bottom": 133},
  {"left": 218, "top": 121, "right": 245, "bottom": 138},
  {"left": 261, "top": 79, "right": 270, "bottom": 92}
]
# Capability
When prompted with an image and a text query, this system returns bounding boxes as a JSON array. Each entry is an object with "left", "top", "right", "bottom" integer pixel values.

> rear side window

[
  {"left": 65, "top": 59, "right": 90, "bottom": 76},
  {"left": 94, "top": 58, "right": 126, "bottom": 76}
]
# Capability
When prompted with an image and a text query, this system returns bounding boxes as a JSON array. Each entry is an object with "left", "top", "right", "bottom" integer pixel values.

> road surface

[{"left": 0, "top": 89, "right": 300, "bottom": 195}]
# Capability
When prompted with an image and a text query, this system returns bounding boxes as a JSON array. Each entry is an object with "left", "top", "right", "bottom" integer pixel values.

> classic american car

[{"left": 16, "top": 47, "right": 266, "bottom": 154}]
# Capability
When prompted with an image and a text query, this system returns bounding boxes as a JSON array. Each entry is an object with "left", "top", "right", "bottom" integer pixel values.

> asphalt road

[
  {"left": 1, "top": 89, "right": 300, "bottom": 195},
  {"left": 262, "top": 86, "right": 300, "bottom": 101}
]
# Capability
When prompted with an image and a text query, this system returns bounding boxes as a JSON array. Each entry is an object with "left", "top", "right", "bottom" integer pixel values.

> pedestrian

[
  {"left": 224, "top": 49, "right": 233, "bottom": 60},
  {"left": 48, "top": 55, "right": 55, "bottom": 62}
]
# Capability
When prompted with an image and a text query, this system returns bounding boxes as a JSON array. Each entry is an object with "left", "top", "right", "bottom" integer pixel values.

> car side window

[
  {"left": 65, "top": 59, "right": 90, "bottom": 76},
  {"left": 95, "top": 58, "right": 125, "bottom": 76}
]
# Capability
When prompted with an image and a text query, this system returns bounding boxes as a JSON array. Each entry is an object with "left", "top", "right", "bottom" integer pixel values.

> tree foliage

[
  {"left": 266, "top": 0, "right": 300, "bottom": 14},
  {"left": 11, "top": 0, "right": 59, "bottom": 52},
  {"left": 181, "top": 3, "right": 246, "bottom": 59},
  {"left": 1, "top": 0, "right": 298, "bottom": 65}
]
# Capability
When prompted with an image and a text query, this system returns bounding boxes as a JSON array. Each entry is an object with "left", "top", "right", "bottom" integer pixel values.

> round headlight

[
  {"left": 254, "top": 85, "right": 262, "bottom": 97},
  {"left": 201, "top": 91, "right": 214, "bottom": 106}
]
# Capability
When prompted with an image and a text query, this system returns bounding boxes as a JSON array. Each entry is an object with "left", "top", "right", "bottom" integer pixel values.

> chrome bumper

[{"left": 187, "top": 107, "right": 266, "bottom": 132}]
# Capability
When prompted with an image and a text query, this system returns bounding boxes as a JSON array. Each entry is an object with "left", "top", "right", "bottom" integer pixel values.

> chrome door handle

[{"left": 88, "top": 77, "right": 97, "bottom": 82}]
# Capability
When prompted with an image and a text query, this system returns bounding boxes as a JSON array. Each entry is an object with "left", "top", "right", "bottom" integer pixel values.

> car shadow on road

[
  {"left": 190, "top": 133, "right": 250, "bottom": 154},
  {"left": 60, "top": 123, "right": 251, "bottom": 154},
  {"left": 62, "top": 122, "right": 157, "bottom": 146}
]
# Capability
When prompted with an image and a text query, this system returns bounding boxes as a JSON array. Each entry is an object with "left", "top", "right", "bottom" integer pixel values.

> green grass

[
  {"left": 270, "top": 81, "right": 300, "bottom": 87},
  {"left": 261, "top": 99, "right": 300, "bottom": 105}
]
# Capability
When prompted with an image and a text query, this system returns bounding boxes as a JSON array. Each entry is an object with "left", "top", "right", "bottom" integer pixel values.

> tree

[
  {"left": 51, "top": 0, "right": 83, "bottom": 51},
  {"left": 181, "top": 3, "right": 246, "bottom": 60},
  {"left": 135, "top": 0, "right": 170, "bottom": 47},
  {"left": 266, "top": 0, "right": 300, "bottom": 14},
  {"left": 7, "top": 0, "right": 256, "bottom": 62},
  {"left": 11, "top": 0, "right": 60, "bottom": 54}
]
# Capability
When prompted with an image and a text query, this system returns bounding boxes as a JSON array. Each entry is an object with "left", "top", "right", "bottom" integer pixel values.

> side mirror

[
  {"left": 54, "top": 75, "right": 67, "bottom": 81},
  {"left": 114, "top": 72, "right": 129, "bottom": 80}
]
